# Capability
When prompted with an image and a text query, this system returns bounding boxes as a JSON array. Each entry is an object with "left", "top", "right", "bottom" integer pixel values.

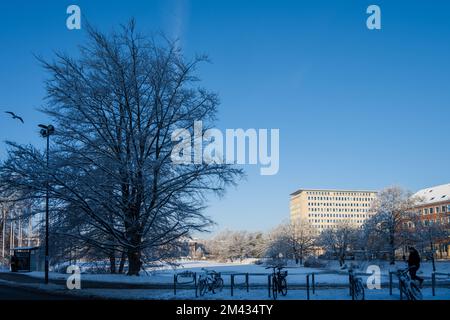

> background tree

[
  {"left": 369, "top": 186, "right": 418, "bottom": 265},
  {"left": 316, "top": 222, "right": 357, "bottom": 267},
  {"left": 265, "top": 220, "right": 316, "bottom": 265},
  {"left": 206, "top": 230, "right": 264, "bottom": 262},
  {"left": 410, "top": 213, "right": 449, "bottom": 271}
]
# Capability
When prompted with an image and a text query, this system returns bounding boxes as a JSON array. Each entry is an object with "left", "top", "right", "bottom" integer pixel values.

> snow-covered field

[
  {"left": 12, "top": 259, "right": 450, "bottom": 300},
  {"left": 78, "top": 286, "right": 450, "bottom": 300}
]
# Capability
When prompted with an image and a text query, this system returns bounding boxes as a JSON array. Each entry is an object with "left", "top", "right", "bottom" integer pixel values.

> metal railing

[
  {"left": 173, "top": 271, "right": 197, "bottom": 297},
  {"left": 431, "top": 271, "right": 450, "bottom": 296}
]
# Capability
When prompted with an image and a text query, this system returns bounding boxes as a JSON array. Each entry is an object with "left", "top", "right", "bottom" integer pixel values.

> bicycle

[
  {"left": 396, "top": 266, "right": 423, "bottom": 300},
  {"left": 198, "top": 268, "right": 224, "bottom": 296},
  {"left": 266, "top": 266, "right": 288, "bottom": 300},
  {"left": 348, "top": 269, "right": 365, "bottom": 300}
]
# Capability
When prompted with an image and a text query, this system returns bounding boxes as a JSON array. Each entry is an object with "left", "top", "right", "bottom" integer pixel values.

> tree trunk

[
  {"left": 339, "top": 255, "right": 345, "bottom": 267},
  {"left": 299, "top": 247, "right": 303, "bottom": 265},
  {"left": 118, "top": 251, "right": 126, "bottom": 274},
  {"left": 389, "top": 234, "right": 395, "bottom": 265},
  {"left": 127, "top": 248, "right": 142, "bottom": 276},
  {"left": 109, "top": 252, "right": 116, "bottom": 274},
  {"left": 430, "top": 241, "right": 436, "bottom": 272}
]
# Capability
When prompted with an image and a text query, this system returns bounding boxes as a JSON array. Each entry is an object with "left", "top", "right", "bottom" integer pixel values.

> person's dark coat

[{"left": 408, "top": 249, "right": 421, "bottom": 268}]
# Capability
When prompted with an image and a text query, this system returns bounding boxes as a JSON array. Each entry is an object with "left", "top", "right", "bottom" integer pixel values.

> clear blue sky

[{"left": 1, "top": 1, "right": 449, "bottom": 236}]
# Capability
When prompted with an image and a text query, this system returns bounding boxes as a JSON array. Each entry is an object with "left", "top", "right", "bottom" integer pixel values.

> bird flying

[{"left": 4, "top": 111, "right": 24, "bottom": 123}]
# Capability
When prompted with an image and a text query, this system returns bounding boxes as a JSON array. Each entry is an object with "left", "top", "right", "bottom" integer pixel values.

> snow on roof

[{"left": 412, "top": 183, "right": 450, "bottom": 205}]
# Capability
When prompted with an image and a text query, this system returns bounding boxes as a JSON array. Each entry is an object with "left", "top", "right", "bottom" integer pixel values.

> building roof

[
  {"left": 290, "top": 188, "right": 377, "bottom": 196},
  {"left": 412, "top": 183, "right": 450, "bottom": 205}
]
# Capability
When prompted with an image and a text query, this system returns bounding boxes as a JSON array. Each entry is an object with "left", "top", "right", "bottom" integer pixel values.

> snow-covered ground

[
  {"left": 77, "top": 286, "right": 450, "bottom": 300},
  {"left": 5, "top": 259, "right": 450, "bottom": 300},
  {"left": 24, "top": 259, "right": 450, "bottom": 285}
]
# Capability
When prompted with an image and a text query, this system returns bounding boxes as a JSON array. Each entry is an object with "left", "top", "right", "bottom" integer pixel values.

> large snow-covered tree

[
  {"left": 368, "top": 186, "right": 418, "bottom": 264},
  {"left": 0, "top": 20, "right": 242, "bottom": 275}
]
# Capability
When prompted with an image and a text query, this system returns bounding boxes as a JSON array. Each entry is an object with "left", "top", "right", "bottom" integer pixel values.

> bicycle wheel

[
  {"left": 272, "top": 277, "right": 278, "bottom": 300},
  {"left": 280, "top": 278, "right": 288, "bottom": 296},
  {"left": 354, "top": 279, "right": 365, "bottom": 300},
  {"left": 400, "top": 282, "right": 409, "bottom": 300},
  {"left": 198, "top": 279, "right": 207, "bottom": 296},
  {"left": 409, "top": 282, "right": 423, "bottom": 300},
  {"left": 213, "top": 278, "right": 224, "bottom": 293}
]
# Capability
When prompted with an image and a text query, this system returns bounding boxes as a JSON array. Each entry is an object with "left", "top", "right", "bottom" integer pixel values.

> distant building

[
  {"left": 290, "top": 188, "right": 377, "bottom": 234},
  {"left": 410, "top": 183, "right": 450, "bottom": 257},
  {"left": 412, "top": 183, "right": 450, "bottom": 224}
]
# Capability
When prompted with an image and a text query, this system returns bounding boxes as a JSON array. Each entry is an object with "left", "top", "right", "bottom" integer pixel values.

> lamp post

[{"left": 39, "top": 124, "right": 55, "bottom": 284}]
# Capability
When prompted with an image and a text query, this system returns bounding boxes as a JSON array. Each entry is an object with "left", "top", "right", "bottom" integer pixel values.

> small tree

[{"left": 317, "top": 222, "right": 357, "bottom": 267}]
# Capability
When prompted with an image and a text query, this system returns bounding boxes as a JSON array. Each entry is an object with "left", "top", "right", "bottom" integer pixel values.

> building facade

[
  {"left": 410, "top": 183, "right": 450, "bottom": 257},
  {"left": 411, "top": 183, "right": 450, "bottom": 225},
  {"left": 290, "top": 189, "right": 377, "bottom": 234}
]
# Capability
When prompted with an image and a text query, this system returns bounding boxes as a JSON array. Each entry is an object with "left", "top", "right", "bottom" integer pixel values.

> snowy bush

[{"left": 304, "top": 256, "right": 326, "bottom": 268}]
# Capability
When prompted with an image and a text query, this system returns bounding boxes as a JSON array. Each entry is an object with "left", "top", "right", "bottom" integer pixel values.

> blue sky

[{"left": 1, "top": 1, "right": 449, "bottom": 235}]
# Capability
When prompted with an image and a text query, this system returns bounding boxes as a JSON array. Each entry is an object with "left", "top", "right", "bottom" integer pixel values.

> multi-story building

[
  {"left": 411, "top": 183, "right": 450, "bottom": 225},
  {"left": 290, "top": 188, "right": 377, "bottom": 234},
  {"left": 410, "top": 183, "right": 450, "bottom": 257}
]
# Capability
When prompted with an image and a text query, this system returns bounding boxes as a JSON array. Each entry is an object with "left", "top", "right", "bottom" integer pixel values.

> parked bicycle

[
  {"left": 266, "top": 266, "right": 288, "bottom": 300},
  {"left": 349, "top": 269, "right": 365, "bottom": 300},
  {"left": 397, "top": 266, "right": 422, "bottom": 300},
  {"left": 198, "top": 268, "right": 224, "bottom": 296}
]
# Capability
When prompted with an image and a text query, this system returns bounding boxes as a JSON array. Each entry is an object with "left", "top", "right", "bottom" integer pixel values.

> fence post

[
  {"left": 432, "top": 272, "right": 435, "bottom": 297},
  {"left": 349, "top": 272, "right": 352, "bottom": 298},
  {"left": 389, "top": 272, "right": 392, "bottom": 296},
  {"left": 174, "top": 274, "right": 177, "bottom": 295},
  {"left": 246, "top": 273, "right": 249, "bottom": 293},
  {"left": 312, "top": 273, "right": 315, "bottom": 294},
  {"left": 268, "top": 275, "right": 271, "bottom": 298},
  {"left": 231, "top": 274, "right": 234, "bottom": 297},
  {"left": 306, "top": 274, "right": 310, "bottom": 300},
  {"left": 194, "top": 272, "right": 197, "bottom": 298}
]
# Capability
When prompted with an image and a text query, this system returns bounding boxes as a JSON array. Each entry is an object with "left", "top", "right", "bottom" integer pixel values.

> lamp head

[{"left": 38, "top": 124, "right": 55, "bottom": 137}]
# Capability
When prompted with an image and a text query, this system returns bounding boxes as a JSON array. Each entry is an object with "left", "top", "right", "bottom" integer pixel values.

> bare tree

[
  {"left": 206, "top": 230, "right": 263, "bottom": 262},
  {"left": 0, "top": 20, "right": 242, "bottom": 275},
  {"left": 267, "top": 220, "right": 316, "bottom": 265},
  {"left": 410, "top": 213, "right": 449, "bottom": 271},
  {"left": 263, "top": 226, "right": 291, "bottom": 262},
  {"left": 317, "top": 222, "right": 357, "bottom": 267},
  {"left": 369, "top": 186, "right": 418, "bottom": 265}
]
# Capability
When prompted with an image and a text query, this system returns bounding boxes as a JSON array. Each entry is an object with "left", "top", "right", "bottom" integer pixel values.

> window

[{"left": 430, "top": 208, "right": 434, "bottom": 214}]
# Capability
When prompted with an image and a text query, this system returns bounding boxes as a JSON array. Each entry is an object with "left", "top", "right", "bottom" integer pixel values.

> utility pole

[
  {"left": 39, "top": 124, "right": 55, "bottom": 284},
  {"left": 28, "top": 215, "right": 32, "bottom": 247},
  {"left": 2, "top": 207, "right": 5, "bottom": 258}
]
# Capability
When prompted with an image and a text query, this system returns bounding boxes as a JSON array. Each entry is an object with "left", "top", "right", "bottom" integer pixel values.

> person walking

[{"left": 407, "top": 246, "right": 424, "bottom": 287}]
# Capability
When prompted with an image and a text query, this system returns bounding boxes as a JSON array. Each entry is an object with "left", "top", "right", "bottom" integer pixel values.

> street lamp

[{"left": 39, "top": 124, "right": 55, "bottom": 284}]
